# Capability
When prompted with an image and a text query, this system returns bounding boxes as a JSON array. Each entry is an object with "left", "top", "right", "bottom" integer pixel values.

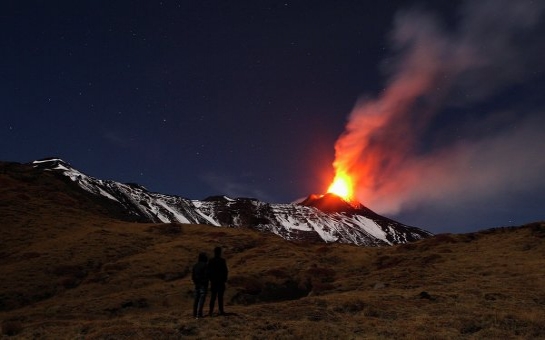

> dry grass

[{"left": 1, "top": 162, "right": 545, "bottom": 339}]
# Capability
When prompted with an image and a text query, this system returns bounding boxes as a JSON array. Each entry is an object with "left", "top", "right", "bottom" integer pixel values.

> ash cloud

[{"left": 334, "top": 0, "right": 545, "bottom": 229}]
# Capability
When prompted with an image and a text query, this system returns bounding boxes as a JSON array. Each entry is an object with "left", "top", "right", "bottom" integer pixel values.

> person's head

[
  {"left": 214, "top": 246, "right": 222, "bottom": 258},
  {"left": 198, "top": 252, "right": 208, "bottom": 263}
]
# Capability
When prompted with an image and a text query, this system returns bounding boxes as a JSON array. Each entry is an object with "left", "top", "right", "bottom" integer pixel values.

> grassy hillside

[{"left": 1, "top": 162, "right": 544, "bottom": 339}]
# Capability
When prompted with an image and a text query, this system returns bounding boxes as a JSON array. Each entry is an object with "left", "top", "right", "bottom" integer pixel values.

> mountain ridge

[{"left": 29, "top": 157, "right": 432, "bottom": 246}]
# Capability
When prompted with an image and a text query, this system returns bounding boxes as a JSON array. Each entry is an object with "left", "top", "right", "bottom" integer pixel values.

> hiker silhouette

[
  {"left": 208, "top": 246, "right": 228, "bottom": 316},
  {"left": 192, "top": 252, "right": 208, "bottom": 318}
]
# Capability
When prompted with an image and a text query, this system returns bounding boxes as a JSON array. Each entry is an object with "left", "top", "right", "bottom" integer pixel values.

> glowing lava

[{"left": 327, "top": 171, "right": 354, "bottom": 202}]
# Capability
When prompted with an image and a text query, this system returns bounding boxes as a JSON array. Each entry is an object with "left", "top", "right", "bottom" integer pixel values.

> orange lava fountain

[{"left": 326, "top": 171, "right": 354, "bottom": 202}]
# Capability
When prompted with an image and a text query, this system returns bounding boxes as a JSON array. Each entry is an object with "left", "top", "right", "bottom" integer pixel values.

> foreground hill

[{"left": 1, "top": 161, "right": 545, "bottom": 338}]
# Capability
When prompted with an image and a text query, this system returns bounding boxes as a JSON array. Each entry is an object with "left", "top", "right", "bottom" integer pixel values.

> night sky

[{"left": 2, "top": 1, "right": 545, "bottom": 234}]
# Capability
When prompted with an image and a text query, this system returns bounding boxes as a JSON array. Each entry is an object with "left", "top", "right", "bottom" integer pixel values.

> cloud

[
  {"left": 332, "top": 0, "right": 545, "bottom": 228},
  {"left": 102, "top": 130, "right": 137, "bottom": 149},
  {"left": 201, "top": 172, "right": 274, "bottom": 201},
  {"left": 369, "top": 112, "right": 545, "bottom": 214}
]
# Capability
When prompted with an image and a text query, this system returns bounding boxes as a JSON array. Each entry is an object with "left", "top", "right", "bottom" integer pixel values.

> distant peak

[
  {"left": 33, "top": 157, "right": 66, "bottom": 163},
  {"left": 203, "top": 195, "right": 235, "bottom": 202},
  {"left": 32, "top": 158, "right": 74, "bottom": 170}
]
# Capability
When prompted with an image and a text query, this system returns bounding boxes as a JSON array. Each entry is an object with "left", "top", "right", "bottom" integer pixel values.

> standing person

[
  {"left": 208, "top": 246, "right": 228, "bottom": 316},
  {"left": 192, "top": 252, "right": 208, "bottom": 319}
]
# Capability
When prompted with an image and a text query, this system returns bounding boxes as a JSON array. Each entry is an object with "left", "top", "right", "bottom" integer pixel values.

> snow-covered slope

[{"left": 32, "top": 158, "right": 432, "bottom": 246}]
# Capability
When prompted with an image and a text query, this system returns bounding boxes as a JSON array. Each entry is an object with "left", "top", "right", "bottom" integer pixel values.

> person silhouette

[
  {"left": 208, "top": 246, "right": 228, "bottom": 316},
  {"left": 191, "top": 252, "right": 208, "bottom": 319}
]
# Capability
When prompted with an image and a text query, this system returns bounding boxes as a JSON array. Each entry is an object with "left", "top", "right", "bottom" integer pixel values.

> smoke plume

[{"left": 333, "top": 0, "right": 545, "bottom": 218}]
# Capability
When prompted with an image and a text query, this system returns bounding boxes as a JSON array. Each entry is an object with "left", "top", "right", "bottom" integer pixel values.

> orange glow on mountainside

[{"left": 327, "top": 172, "right": 354, "bottom": 202}]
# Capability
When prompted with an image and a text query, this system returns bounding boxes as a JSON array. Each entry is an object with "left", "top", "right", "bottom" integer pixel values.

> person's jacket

[
  {"left": 207, "top": 257, "right": 228, "bottom": 283},
  {"left": 192, "top": 262, "right": 208, "bottom": 286}
]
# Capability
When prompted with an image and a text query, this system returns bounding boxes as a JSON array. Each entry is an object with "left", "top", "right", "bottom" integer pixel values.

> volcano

[
  {"left": 299, "top": 193, "right": 408, "bottom": 227},
  {"left": 300, "top": 193, "right": 368, "bottom": 213},
  {"left": 25, "top": 158, "right": 432, "bottom": 246}
]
